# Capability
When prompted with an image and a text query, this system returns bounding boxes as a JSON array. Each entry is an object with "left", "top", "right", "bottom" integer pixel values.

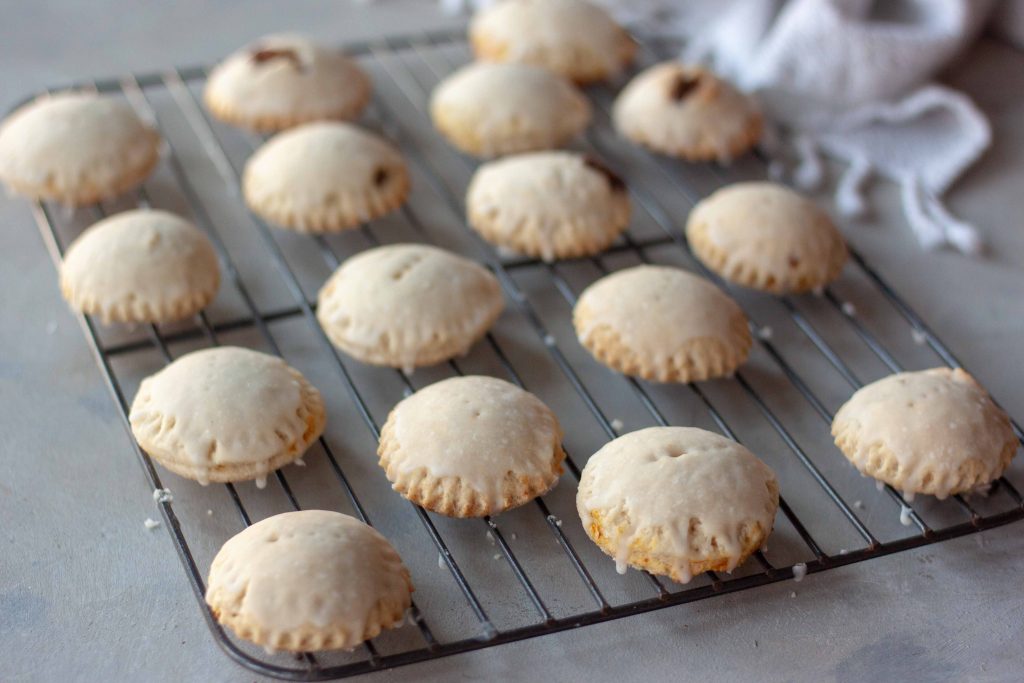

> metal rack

[{"left": 23, "top": 27, "right": 1024, "bottom": 681}]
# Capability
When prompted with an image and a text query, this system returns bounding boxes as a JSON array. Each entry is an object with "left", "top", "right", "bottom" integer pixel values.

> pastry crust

[
  {"left": 243, "top": 121, "right": 409, "bottom": 232},
  {"left": 205, "top": 33, "right": 371, "bottom": 132},
  {"left": 573, "top": 265, "right": 752, "bottom": 383},
  {"left": 206, "top": 510, "right": 413, "bottom": 652},
  {"left": 430, "top": 62, "right": 591, "bottom": 158},
  {"left": 378, "top": 375, "right": 565, "bottom": 517},
  {"left": 466, "top": 151, "right": 631, "bottom": 261},
  {"left": 687, "top": 182, "right": 848, "bottom": 294},
  {"left": 577, "top": 427, "right": 779, "bottom": 583},
  {"left": 613, "top": 63, "right": 762, "bottom": 162},
  {"left": 831, "top": 368, "right": 1016, "bottom": 498},
  {"left": 316, "top": 244, "right": 505, "bottom": 371},
  {"left": 469, "top": 0, "right": 636, "bottom": 84},
  {"left": 0, "top": 92, "right": 160, "bottom": 205},
  {"left": 59, "top": 209, "right": 220, "bottom": 324},
  {"left": 129, "top": 347, "right": 326, "bottom": 484}
]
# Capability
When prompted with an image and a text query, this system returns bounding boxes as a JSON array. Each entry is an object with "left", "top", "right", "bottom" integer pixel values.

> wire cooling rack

[{"left": 21, "top": 26, "right": 1024, "bottom": 681}]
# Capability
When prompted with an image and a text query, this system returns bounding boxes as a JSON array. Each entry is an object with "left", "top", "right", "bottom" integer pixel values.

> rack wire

[{"left": 22, "top": 27, "right": 1024, "bottom": 681}]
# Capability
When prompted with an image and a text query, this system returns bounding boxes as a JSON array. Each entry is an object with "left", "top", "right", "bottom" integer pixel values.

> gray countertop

[{"left": 2, "top": 3, "right": 1023, "bottom": 682}]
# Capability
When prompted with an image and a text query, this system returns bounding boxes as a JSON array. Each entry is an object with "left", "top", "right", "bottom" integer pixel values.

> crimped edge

[
  {"left": 582, "top": 505, "right": 775, "bottom": 583},
  {"left": 573, "top": 300, "right": 752, "bottom": 383},
  {"left": 376, "top": 404, "right": 565, "bottom": 518},
  {"left": 686, "top": 211, "right": 848, "bottom": 295},
  {"left": 830, "top": 419, "right": 1016, "bottom": 499},
  {"left": 0, "top": 128, "right": 161, "bottom": 206},
  {"left": 130, "top": 365, "right": 326, "bottom": 484},
  {"left": 242, "top": 161, "right": 410, "bottom": 233},
  {"left": 59, "top": 266, "right": 220, "bottom": 325},
  {"left": 203, "top": 68, "right": 372, "bottom": 133},
  {"left": 467, "top": 189, "right": 631, "bottom": 261},
  {"left": 205, "top": 532, "right": 413, "bottom": 652}
]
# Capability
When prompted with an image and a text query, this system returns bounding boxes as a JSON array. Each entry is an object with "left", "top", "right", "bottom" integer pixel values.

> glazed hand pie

[
  {"left": 206, "top": 510, "right": 413, "bottom": 652},
  {"left": 613, "top": 63, "right": 761, "bottom": 162},
  {"left": 378, "top": 375, "right": 565, "bottom": 517},
  {"left": 832, "top": 368, "right": 1016, "bottom": 499},
  {"left": 317, "top": 244, "right": 504, "bottom": 372},
  {"left": 243, "top": 121, "right": 409, "bottom": 232},
  {"left": 573, "top": 265, "right": 752, "bottom": 383},
  {"left": 578, "top": 426, "right": 779, "bottom": 583},
  {"left": 687, "top": 182, "right": 847, "bottom": 294},
  {"left": 0, "top": 92, "right": 160, "bottom": 205},
  {"left": 59, "top": 209, "right": 219, "bottom": 324},
  {"left": 205, "top": 33, "right": 371, "bottom": 132},
  {"left": 129, "top": 346, "right": 326, "bottom": 485},
  {"left": 466, "top": 151, "right": 631, "bottom": 262}
]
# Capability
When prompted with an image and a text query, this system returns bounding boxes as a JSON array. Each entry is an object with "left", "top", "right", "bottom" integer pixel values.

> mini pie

[
  {"left": 317, "top": 244, "right": 504, "bottom": 371},
  {"left": 59, "top": 209, "right": 220, "bottom": 324},
  {"left": 466, "top": 151, "right": 631, "bottom": 261},
  {"left": 430, "top": 62, "right": 591, "bottom": 158},
  {"left": 573, "top": 265, "right": 751, "bottom": 383},
  {"left": 243, "top": 121, "right": 410, "bottom": 232},
  {"left": 129, "top": 346, "right": 326, "bottom": 485},
  {"left": 469, "top": 0, "right": 636, "bottom": 84},
  {"left": 378, "top": 375, "right": 565, "bottom": 517},
  {"left": 206, "top": 510, "right": 413, "bottom": 652},
  {"left": 0, "top": 92, "right": 160, "bottom": 205},
  {"left": 613, "top": 63, "right": 762, "bottom": 162},
  {"left": 577, "top": 426, "right": 779, "bottom": 583},
  {"left": 205, "top": 33, "right": 371, "bottom": 132},
  {"left": 831, "top": 368, "right": 1017, "bottom": 499},
  {"left": 686, "top": 182, "right": 848, "bottom": 294}
]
